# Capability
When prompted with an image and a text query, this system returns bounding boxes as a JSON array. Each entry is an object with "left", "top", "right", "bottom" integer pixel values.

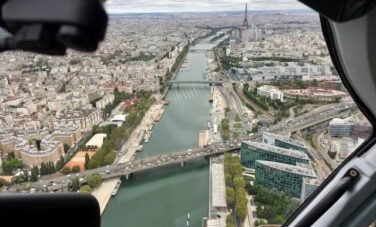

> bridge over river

[
  {"left": 45, "top": 102, "right": 354, "bottom": 191},
  {"left": 168, "top": 80, "right": 240, "bottom": 86}
]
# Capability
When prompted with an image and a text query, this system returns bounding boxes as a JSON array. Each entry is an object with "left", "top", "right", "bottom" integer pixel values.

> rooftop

[
  {"left": 211, "top": 162, "right": 227, "bottom": 208},
  {"left": 258, "top": 85, "right": 282, "bottom": 93},
  {"left": 86, "top": 133, "right": 107, "bottom": 148},
  {"left": 256, "top": 160, "right": 316, "bottom": 178},
  {"left": 111, "top": 114, "right": 127, "bottom": 122},
  {"left": 243, "top": 141, "right": 309, "bottom": 160},
  {"left": 263, "top": 132, "right": 306, "bottom": 148},
  {"left": 329, "top": 118, "right": 354, "bottom": 126}
]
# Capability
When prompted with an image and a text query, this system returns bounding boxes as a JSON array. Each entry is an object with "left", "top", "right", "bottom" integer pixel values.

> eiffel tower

[{"left": 242, "top": 3, "right": 249, "bottom": 28}]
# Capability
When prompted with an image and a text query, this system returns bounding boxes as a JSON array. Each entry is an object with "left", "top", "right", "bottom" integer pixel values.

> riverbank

[{"left": 91, "top": 99, "right": 167, "bottom": 214}]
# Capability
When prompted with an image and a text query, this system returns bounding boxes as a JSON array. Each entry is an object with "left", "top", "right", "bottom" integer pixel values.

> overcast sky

[{"left": 105, "top": 0, "right": 308, "bottom": 14}]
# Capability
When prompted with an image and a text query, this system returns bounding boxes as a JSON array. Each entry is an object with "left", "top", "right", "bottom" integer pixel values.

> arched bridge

[{"left": 169, "top": 80, "right": 241, "bottom": 86}]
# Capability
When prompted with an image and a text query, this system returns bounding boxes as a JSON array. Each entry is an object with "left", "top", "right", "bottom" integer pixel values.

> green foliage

[
  {"left": 248, "top": 56, "right": 300, "bottom": 62},
  {"left": 224, "top": 154, "right": 248, "bottom": 223},
  {"left": 84, "top": 153, "right": 90, "bottom": 170},
  {"left": 40, "top": 162, "right": 56, "bottom": 176},
  {"left": 86, "top": 173, "right": 102, "bottom": 189},
  {"left": 63, "top": 143, "right": 70, "bottom": 153},
  {"left": 234, "top": 177, "right": 246, "bottom": 189},
  {"left": 221, "top": 118, "right": 230, "bottom": 141},
  {"left": 234, "top": 122, "right": 242, "bottom": 129},
  {"left": 2, "top": 156, "right": 23, "bottom": 175},
  {"left": 226, "top": 187, "right": 235, "bottom": 207},
  {"left": 210, "top": 33, "right": 226, "bottom": 42},
  {"left": 71, "top": 166, "right": 80, "bottom": 173},
  {"left": 226, "top": 215, "right": 235, "bottom": 227},
  {"left": 171, "top": 43, "right": 189, "bottom": 73},
  {"left": 87, "top": 158, "right": 99, "bottom": 169},
  {"left": 103, "top": 151, "right": 116, "bottom": 165},
  {"left": 30, "top": 166, "right": 39, "bottom": 182},
  {"left": 55, "top": 156, "right": 65, "bottom": 171},
  {"left": 129, "top": 53, "right": 155, "bottom": 62},
  {"left": 79, "top": 185, "right": 93, "bottom": 194},
  {"left": 92, "top": 125, "right": 117, "bottom": 138},
  {"left": 71, "top": 177, "right": 80, "bottom": 192},
  {"left": 61, "top": 166, "right": 71, "bottom": 174},
  {"left": 113, "top": 90, "right": 134, "bottom": 108},
  {"left": 89, "top": 90, "right": 155, "bottom": 169},
  {"left": 243, "top": 84, "right": 269, "bottom": 111},
  {"left": 221, "top": 56, "right": 241, "bottom": 70},
  {"left": 247, "top": 184, "right": 300, "bottom": 224}
]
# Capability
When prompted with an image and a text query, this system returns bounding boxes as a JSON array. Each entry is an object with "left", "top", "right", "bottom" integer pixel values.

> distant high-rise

[{"left": 243, "top": 3, "right": 249, "bottom": 28}]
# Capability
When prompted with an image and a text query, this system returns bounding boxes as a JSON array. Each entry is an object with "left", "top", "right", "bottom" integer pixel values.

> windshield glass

[{"left": 0, "top": 1, "right": 372, "bottom": 227}]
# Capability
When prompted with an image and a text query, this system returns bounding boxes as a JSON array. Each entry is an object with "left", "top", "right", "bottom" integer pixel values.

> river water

[{"left": 102, "top": 43, "right": 216, "bottom": 227}]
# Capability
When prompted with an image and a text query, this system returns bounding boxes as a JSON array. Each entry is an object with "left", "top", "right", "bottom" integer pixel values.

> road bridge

[
  {"left": 48, "top": 145, "right": 239, "bottom": 191},
  {"left": 169, "top": 80, "right": 242, "bottom": 86},
  {"left": 44, "top": 103, "right": 355, "bottom": 192}
]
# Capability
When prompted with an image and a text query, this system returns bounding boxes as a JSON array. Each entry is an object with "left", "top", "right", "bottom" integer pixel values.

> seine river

[{"left": 102, "top": 42, "right": 216, "bottom": 227}]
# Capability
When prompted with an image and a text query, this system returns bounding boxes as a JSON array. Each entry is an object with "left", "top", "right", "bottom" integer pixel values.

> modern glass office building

[
  {"left": 301, "top": 177, "right": 320, "bottom": 202},
  {"left": 255, "top": 160, "right": 317, "bottom": 198},
  {"left": 240, "top": 141, "right": 309, "bottom": 169},
  {"left": 262, "top": 132, "right": 307, "bottom": 153},
  {"left": 328, "top": 118, "right": 354, "bottom": 137}
]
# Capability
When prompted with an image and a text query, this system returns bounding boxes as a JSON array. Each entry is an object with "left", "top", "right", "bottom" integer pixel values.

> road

[
  {"left": 11, "top": 99, "right": 354, "bottom": 193},
  {"left": 39, "top": 102, "right": 355, "bottom": 192},
  {"left": 47, "top": 143, "right": 240, "bottom": 191},
  {"left": 292, "top": 133, "right": 332, "bottom": 181}
]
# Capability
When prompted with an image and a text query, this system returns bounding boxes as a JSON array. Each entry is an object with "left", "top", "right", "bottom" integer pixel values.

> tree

[
  {"left": 2, "top": 158, "right": 23, "bottom": 175},
  {"left": 71, "top": 166, "right": 80, "bottom": 173},
  {"left": 56, "top": 156, "right": 65, "bottom": 171},
  {"left": 84, "top": 153, "right": 90, "bottom": 170},
  {"left": 235, "top": 201, "right": 247, "bottom": 222},
  {"left": 63, "top": 144, "right": 70, "bottom": 154},
  {"left": 86, "top": 174, "right": 102, "bottom": 189},
  {"left": 226, "top": 187, "right": 235, "bottom": 208},
  {"left": 312, "top": 79, "right": 319, "bottom": 87},
  {"left": 61, "top": 166, "right": 71, "bottom": 174},
  {"left": 79, "top": 185, "right": 93, "bottom": 194},
  {"left": 87, "top": 159, "right": 99, "bottom": 169},
  {"left": 30, "top": 168, "right": 38, "bottom": 182},
  {"left": 71, "top": 177, "right": 80, "bottom": 192},
  {"left": 233, "top": 177, "right": 246, "bottom": 189},
  {"left": 103, "top": 151, "right": 116, "bottom": 165},
  {"left": 225, "top": 173, "right": 233, "bottom": 186},
  {"left": 40, "top": 162, "right": 46, "bottom": 175}
]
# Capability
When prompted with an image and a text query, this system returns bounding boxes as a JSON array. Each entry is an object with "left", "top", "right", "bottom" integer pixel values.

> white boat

[
  {"left": 144, "top": 130, "right": 152, "bottom": 143},
  {"left": 111, "top": 180, "right": 122, "bottom": 197}
]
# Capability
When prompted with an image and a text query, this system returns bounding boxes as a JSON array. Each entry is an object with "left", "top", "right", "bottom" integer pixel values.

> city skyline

[{"left": 105, "top": 0, "right": 309, "bottom": 14}]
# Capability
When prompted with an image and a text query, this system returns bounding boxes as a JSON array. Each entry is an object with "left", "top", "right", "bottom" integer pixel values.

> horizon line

[{"left": 107, "top": 8, "right": 314, "bottom": 15}]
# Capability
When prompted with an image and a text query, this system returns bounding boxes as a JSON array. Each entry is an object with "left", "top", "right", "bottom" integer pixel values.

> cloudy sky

[{"left": 105, "top": 0, "right": 308, "bottom": 14}]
